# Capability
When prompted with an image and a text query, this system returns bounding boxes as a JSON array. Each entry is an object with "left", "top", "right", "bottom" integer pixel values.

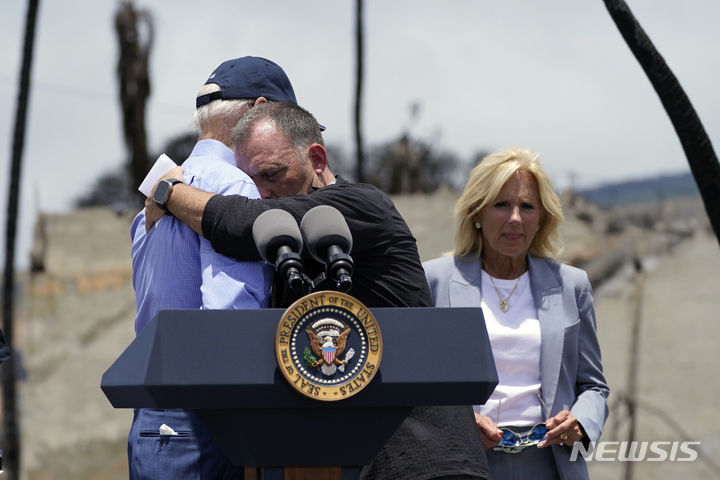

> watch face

[{"left": 153, "top": 180, "right": 172, "bottom": 205}]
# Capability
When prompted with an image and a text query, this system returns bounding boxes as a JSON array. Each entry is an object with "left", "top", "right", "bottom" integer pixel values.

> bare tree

[
  {"left": 366, "top": 133, "right": 462, "bottom": 194},
  {"left": 115, "top": 0, "right": 154, "bottom": 205},
  {"left": 603, "top": 0, "right": 720, "bottom": 246}
]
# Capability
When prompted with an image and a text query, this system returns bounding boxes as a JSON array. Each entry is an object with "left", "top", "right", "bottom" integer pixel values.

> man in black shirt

[{"left": 145, "top": 101, "right": 489, "bottom": 479}]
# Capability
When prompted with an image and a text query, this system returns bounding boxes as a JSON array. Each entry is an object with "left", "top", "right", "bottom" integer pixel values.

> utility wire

[{"left": 0, "top": 75, "right": 188, "bottom": 116}]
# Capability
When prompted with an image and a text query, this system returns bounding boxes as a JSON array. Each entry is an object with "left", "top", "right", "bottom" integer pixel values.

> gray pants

[{"left": 486, "top": 445, "right": 559, "bottom": 480}]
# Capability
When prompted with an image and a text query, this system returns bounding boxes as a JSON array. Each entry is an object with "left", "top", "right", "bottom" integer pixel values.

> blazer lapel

[
  {"left": 528, "top": 256, "right": 564, "bottom": 415},
  {"left": 449, "top": 255, "right": 483, "bottom": 308}
]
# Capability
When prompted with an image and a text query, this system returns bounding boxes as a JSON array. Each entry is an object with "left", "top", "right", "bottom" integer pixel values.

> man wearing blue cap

[{"left": 128, "top": 56, "right": 300, "bottom": 480}]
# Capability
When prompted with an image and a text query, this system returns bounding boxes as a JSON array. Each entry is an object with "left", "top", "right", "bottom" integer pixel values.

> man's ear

[
  {"left": 253, "top": 97, "right": 268, "bottom": 107},
  {"left": 308, "top": 143, "right": 327, "bottom": 175}
]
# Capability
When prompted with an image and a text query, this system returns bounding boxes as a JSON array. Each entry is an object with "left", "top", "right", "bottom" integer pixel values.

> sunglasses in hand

[{"left": 493, "top": 393, "right": 550, "bottom": 454}]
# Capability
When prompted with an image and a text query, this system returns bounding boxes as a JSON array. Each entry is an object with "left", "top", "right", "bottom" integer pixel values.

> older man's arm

[{"left": 144, "top": 166, "right": 217, "bottom": 234}]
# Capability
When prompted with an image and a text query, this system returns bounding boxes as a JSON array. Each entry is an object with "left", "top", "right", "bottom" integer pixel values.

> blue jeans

[{"left": 128, "top": 409, "right": 243, "bottom": 480}]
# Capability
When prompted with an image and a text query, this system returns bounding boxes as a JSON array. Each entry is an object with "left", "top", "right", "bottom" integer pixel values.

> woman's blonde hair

[{"left": 452, "top": 147, "right": 564, "bottom": 260}]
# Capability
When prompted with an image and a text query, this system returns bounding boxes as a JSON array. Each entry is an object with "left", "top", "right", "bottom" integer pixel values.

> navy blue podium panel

[
  {"left": 102, "top": 308, "right": 497, "bottom": 409},
  {"left": 101, "top": 307, "right": 497, "bottom": 467},
  {"left": 195, "top": 406, "right": 412, "bottom": 467}
]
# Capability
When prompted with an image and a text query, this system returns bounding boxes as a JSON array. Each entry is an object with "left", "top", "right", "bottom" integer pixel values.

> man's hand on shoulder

[{"left": 145, "top": 166, "right": 185, "bottom": 232}]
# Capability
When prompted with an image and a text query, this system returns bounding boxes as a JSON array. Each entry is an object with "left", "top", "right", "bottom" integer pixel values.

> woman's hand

[
  {"left": 475, "top": 413, "right": 503, "bottom": 450},
  {"left": 537, "top": 409, "right": 584, "bottom": 448}
]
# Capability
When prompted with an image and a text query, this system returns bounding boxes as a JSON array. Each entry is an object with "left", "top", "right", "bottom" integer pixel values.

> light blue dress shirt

[{"left": 130, "top": 139, "right": 272, "bottom": 333}]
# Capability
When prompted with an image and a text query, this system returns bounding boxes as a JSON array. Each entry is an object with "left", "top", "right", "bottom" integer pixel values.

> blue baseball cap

[
  {"left": 196, "top": 56, "right": 298, "bottom": 107},
  {"left": 196, "top": 56, "right": 324, "bottom": 130}
]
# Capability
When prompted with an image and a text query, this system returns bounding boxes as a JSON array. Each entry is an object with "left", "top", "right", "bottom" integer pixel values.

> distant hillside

[{"left": 578, "top": 171, "right": 699, "bottom": 207}]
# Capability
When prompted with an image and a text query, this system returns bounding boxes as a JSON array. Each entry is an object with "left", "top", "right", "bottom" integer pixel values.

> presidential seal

[{"left": 275, "top": 290, "right": 382, "bottom": 401}]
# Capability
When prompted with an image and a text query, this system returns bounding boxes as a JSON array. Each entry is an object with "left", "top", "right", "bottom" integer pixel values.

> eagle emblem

[
  {"left": 305, "top": 318, "right": 355, "bottom": 376},
  {"left": 275, "top": 290, "right": 383, "bottom": 401}
]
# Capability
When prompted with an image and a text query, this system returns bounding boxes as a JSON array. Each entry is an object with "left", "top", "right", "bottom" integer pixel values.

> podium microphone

[
  {"left": 300, "top": 205, "right": 354, "bottom": 292},
  {"left": 252, "top": 209, "right": 306, "bottom": 295}
]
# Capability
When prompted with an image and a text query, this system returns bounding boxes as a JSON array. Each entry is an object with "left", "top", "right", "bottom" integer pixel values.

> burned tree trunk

[
  {"left": 115, "top": 0, "right": 154, "bottom": 204},
  {"left": 2, "top": 0, "right": 41, "bottom": 478},
  {"left": 354, "top": 0, "right": 366, "bottom": 182},
  {"left": 604, "top": 0, "right": 720, "bottom": 246}
]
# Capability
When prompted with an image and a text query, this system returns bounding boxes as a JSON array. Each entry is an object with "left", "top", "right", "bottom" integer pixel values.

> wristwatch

[{"left": 153, "top": 178, "right": 183, "bottom": 214}]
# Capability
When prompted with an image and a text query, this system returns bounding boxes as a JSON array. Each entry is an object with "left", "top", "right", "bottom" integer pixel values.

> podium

[{"left": 102, "top": 307, "right": 497, "bottom": 478}]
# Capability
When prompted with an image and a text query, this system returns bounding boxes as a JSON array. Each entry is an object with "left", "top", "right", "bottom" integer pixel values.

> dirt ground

[{"left": 588, "top": 230, "right": 720, "bottom": 480}]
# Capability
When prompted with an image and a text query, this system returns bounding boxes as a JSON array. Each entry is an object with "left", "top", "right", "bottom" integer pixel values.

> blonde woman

[{"left": 423, "top": 147, "right": 608, "bottom": 480}]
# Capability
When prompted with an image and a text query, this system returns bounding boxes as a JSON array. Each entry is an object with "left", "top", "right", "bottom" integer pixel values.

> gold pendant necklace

[{"left": 488, "top": 274, "right": 521, "bottom": 313}]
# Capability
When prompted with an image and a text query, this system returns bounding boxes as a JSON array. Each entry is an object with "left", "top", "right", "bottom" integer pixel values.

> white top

[{"left": 473, "top": 270, "right": 545, "bottom": 427}]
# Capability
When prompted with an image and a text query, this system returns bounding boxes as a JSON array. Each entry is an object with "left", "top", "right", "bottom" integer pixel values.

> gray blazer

[{"left": 423, "top": 254, "right": 609, "bottom": 480}]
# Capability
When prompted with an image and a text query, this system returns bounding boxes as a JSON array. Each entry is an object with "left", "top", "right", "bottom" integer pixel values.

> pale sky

[{"left": 1, "top": 0, "right": 719, "bottom": 268}]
